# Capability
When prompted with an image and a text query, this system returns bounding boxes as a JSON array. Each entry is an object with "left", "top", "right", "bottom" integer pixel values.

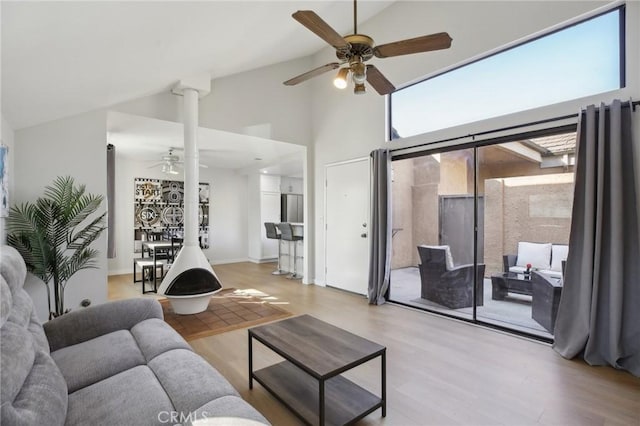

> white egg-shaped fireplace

[{"left": 158, "top": 79, "right": 221, "bottom": 314}]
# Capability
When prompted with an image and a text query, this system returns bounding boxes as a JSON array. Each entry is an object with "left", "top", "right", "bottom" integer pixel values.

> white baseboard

[
  {"left": 313, "top": 278, "right": 326, "bottom": 286},
  {"left": 211, "top": 258, "right": 249, "bottom": 265},
  {"left": 248, "top": 257, "right": 278, "bottom": 264}
]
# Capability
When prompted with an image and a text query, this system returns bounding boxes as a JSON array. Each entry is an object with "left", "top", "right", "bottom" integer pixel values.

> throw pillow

[
  {"left": 550, "top": 244, "right": 569, "bottom": 272},
  {"left": 515, "top": 242, "right": 552, "bottom": 270}
]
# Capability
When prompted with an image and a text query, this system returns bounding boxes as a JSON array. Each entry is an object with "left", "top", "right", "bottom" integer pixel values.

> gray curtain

[
  {"left": 368, "top": 149, "right": 392, "bottom": 305},
  {"left": 106, "top": 144, "right": 116, "bottom": 258},
  {"left": 553, "top": 100, "right": 640, "bottom": 376}
]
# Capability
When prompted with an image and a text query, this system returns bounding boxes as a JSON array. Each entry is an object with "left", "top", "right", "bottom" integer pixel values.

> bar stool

[
  {"left": 264, "top": 222, "right": 287, "bottom": 275},
  {"left": 278, "top": 223, "right": 302, "bottom": 280}
]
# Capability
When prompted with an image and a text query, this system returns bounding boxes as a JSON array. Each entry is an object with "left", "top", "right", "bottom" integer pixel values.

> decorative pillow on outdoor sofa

[
  {"left": 550, "top": 244, "right": 569, "bottom": 272},
  {"left": 515, "top": 242, "right": 552, "bottom": 270}
]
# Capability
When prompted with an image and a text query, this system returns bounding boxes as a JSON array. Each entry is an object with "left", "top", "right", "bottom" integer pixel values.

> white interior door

[{"left": 325, "top": 158, "right": 370, "bottom": 295}]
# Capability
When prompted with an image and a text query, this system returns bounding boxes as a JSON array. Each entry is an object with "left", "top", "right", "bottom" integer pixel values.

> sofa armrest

[
  {"left": 44, "top": 298, "right": 163, "bottom": 352},
  {"left": 503, "top": 254, "right": 517, "bottom": 272}
]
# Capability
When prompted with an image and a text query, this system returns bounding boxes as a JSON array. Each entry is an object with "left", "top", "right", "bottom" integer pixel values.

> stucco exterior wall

[{"left": 483, "top": 173, "right": 574, "bottom": 276}]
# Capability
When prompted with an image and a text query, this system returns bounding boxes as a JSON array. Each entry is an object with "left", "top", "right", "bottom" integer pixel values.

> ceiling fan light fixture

[
  {"left": 351, "top": 61, "right": 366, "bottom": 85},
  {"left": 333, "top": 68, "right": 349, "bottom": 89},
  {"left": 354, "top": 83, "right": 366, "bottom": 95}
]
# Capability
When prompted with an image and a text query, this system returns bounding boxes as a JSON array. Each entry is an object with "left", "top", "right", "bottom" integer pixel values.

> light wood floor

[{"left": 109, "top": 262, "right": 640, "bottom": 426}]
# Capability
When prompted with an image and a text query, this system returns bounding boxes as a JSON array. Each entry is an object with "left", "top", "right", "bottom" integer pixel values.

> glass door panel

[
  {"left": 476, "top": 133, "right": 576, "bottom": 339},
  {"left": 389, "top": 148, "right": 476, "bottom": 320}
]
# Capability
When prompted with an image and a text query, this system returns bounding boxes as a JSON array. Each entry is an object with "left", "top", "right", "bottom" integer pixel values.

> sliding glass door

[
  {"left": 389, "top": 147, "right": 478, "bottom": 321},
  {"left": 388, "top": 131, "right": 576, "bottom": 340}
]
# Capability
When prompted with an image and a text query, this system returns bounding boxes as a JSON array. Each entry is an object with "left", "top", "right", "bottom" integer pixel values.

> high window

[{"left": 389, "top": 7, "right": 624, "bottom": 140}]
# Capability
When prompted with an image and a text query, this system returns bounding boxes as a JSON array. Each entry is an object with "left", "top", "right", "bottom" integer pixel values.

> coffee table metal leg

[
  {"left": 382, "top": 350, "right": 386, "bottom": 417},
  {"left": 319, "top": 378, "right": 325, "bottom": 426},
  {"left": 248, "top": 333, "right": 253, "bottom": 389}
]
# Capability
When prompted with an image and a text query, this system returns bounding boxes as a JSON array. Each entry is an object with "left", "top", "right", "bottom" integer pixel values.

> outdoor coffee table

[
  {"left": 248, "top": 314, "right": 386, "bottom": 426},
  {"left": 490, "top": 272, "right": 533, "bottom": 300}
]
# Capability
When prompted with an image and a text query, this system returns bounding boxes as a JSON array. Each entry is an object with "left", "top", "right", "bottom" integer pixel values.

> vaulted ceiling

[{"left": 1, "top": 1, "right": 394, "bottom": 130}]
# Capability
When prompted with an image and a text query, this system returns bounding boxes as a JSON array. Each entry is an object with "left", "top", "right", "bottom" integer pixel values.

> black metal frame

[{"left": 386, "top": 122, "right": 590, "bottom": 344}]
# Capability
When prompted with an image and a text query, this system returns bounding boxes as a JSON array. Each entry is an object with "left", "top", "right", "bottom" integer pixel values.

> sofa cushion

[
  {"left": 51, "top": 329, "right": 145, "bottom": 393},
  {"left": 188, "top": 395, "right": 269, "bottom": 425},
  {"left": 131, "top": 318, "right": 192, "bottom": 362},
  {"left": 0, "top": 246, "right": 27, "bottom": 295},
  {"left": 149, "top": 349, "right": 239, "bottom": 415},
  {"left": 66, "top": 365, "right": 173, "bottom": 426},
  {"left": 7, "top": 288, "right": 35, "bottom": 328},
  {"left": 1, "top": 321, "right": 37, "bottom": 409},
  {"left": 1, "top": 278, "right": 12, "bottom": 325},
  {"left": 539, "top": 269, "right": 563, "bottom": 279},
  {"left": 1, "top": 325, "right": 67, "bottom": 426},
  {"left": 515, "top": 242, "right": 552, "bottom": 270},
  {"left": 27, "top": 309, "right": 50, "bottom": 354},
  {"left": 551, "top": 244, "right": 569, "bottom": 272},
  {"left": 508, "top": 266, "right": 527, "bottom": 275}
]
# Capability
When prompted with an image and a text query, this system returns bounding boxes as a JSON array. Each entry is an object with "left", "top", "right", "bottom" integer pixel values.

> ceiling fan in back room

[
  {"left": 284, "top": 0, "right": 452, "bottom": 95},
  {"left": 147, "top": 148, "right": 209, "bottom": 175}
]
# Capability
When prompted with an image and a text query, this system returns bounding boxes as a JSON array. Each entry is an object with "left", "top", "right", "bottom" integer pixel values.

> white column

[{"left": 182, "top": 87, "right": 199, "bottom": 247}]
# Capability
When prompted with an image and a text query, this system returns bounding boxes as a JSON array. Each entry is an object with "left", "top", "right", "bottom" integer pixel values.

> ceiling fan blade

[
  {"left": 366, "top": 65, "right": 396, "bottom": 95},
  {"left": 374, "top": 32, "right": 452, "bottom": 58},
  {"left": 284, "top": 62, "right": 340, "bottom": 86},
  {"left": 292, "top": 10, "right": 350, "bottom": 50},
  {"left": 146, "top": 162, "right": 165, "bottom": 169}
]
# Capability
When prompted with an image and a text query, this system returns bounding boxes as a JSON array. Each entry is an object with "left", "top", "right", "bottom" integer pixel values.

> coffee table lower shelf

[{"left": 252, "top": 360, "right": 382, "bottom": 426}]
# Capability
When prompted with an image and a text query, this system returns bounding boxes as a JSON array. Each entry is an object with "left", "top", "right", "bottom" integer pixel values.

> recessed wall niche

[{"left": 133, "top": 177, "right": 210, "bottom": 252}]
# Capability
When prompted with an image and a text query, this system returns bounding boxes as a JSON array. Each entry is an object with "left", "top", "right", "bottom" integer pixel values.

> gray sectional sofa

[{"left": 0, "top": 246, "right": 268, "bottom": 426}]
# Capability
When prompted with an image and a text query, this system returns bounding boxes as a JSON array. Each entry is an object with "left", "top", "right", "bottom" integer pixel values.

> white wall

[
  {"left": 310, "top": 1, "right": 639, "bottom": 284},
  {"left": 247, "top": 173, "right": 281, "bottom": 263},
  {"left": 111, "top": 56, "right": 314, "bottom": 148},
  {"left": 0, "top": 113, "right": 14, "bottom": 244},
  {"left": 107, "top": 155, "right": 248, "bottom": 275},
  {"left": 14, "top": 110, "right": 108, "bottom": 318}
]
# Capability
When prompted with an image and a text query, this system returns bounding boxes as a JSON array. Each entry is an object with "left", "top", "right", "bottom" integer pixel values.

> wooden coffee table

[{"left": 248, "top": 314, "right": 386, "bottom": 426}]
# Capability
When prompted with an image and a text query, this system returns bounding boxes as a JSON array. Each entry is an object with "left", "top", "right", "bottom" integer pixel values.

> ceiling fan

[
  {"left": 284, "top": 0, "right": 452, "bottom": 95},
  {"left": 147, "top": 148, "right": 209, "bottom": 175}
]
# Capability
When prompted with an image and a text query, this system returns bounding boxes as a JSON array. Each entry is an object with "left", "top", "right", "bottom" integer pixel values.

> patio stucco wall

[
  {"left": 483, "top": 173, "right": 574, "bottom": 276},
  {"left": 392, "top": 153, "right": 473, "bottom": 268},
  {"left": 391, "top": 159, "right": 414, "bottom": 269}
]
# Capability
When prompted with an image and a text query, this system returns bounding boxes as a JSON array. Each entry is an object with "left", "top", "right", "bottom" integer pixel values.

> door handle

[{"left": 361, "top": 233, "right": 367, "bottom": 238}]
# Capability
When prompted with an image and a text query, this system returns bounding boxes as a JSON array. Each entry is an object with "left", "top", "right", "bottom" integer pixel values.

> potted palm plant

[{"left": 6, "top": 176, "right": 106, "bottom": 318}]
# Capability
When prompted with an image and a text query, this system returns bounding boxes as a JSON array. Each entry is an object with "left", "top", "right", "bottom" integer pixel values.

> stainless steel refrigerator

[{"left": 281, "top": 194, "right": 303, "bottom": 223}]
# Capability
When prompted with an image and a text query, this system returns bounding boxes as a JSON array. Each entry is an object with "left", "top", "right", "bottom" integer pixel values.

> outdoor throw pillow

[{"left": 515, "top": 242, "right": 552, "bottom": 270}]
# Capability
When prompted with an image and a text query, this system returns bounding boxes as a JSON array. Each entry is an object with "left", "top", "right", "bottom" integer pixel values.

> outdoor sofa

[{"left": 503, "top": 241, "right": 568, "bottom": 279}]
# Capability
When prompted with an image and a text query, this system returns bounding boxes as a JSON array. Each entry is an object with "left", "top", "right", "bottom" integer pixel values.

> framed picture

[{"left": 0, "top": 144, "right": 8, "bottom": 217}]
